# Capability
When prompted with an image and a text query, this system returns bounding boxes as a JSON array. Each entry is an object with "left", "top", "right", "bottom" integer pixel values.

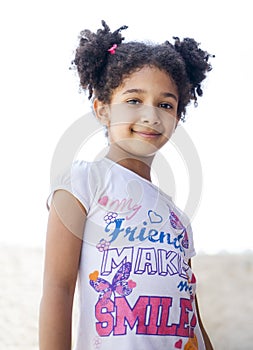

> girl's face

[{"left": 95, "top": 65, "right": 179, "bottom": 160}]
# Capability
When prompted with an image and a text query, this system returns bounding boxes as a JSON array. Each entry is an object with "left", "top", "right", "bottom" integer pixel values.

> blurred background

[{"left": 0, "top": 0, "right": 252, "bottom": 349}]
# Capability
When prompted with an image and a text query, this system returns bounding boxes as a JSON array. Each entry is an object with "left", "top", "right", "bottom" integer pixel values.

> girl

[{"left": 39, "top": 20, "right": 214, "bottom": 350}]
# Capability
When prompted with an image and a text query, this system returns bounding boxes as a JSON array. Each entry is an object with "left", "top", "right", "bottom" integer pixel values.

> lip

[{"left": 132, "top": 129, "right": 162, "bottom": 139}]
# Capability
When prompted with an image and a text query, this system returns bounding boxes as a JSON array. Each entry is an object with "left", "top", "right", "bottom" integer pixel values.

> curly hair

[{"left": 72, "top": 20, "right": 214, "bottom": 120}]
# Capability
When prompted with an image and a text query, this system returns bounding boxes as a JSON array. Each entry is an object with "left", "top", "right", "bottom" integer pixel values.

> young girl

[{"left": 39, "top": 20, "right": 214, "bottom": 350}]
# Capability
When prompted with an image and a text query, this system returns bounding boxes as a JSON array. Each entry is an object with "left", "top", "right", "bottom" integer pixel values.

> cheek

[
  {"left": 107, "top": 124, "right": 129, "bottom": 144},
  {"left": 109, "top": 104, "right": 136, "bottom": 124},
  {"left": 160, "top": 118, "right": 177, "bottom": 142},
  {"left": 166, "top": 113, "right": 178, "bottom": 129}
]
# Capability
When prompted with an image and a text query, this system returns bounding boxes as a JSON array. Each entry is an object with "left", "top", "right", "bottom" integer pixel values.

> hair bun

[
  {"left": 173, "top": 36, "right": 214, "bottom": 103},
  {"left": 72, "top": 20, "right": 128, "bottom": 98}
]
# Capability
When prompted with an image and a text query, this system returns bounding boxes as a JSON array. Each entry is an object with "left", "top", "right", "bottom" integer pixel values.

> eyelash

[
  {"left": 126, "top": 99, "right": 141, "bottom": 105},
  {"left": 126, "top": 99, "right": 173, "bottom": 110},
  {"left": 159, "top": 102, "right": 173, "bottom": 110}
]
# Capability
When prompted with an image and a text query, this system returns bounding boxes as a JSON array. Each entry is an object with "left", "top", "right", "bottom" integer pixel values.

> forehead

[{"left": 113, "top": 65, "right": 178, "bottom": 97}]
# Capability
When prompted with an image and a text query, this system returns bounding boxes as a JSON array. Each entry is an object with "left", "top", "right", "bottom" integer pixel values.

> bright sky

[{"left": 1, "top": 0, "right": 252, "bottom": 253}]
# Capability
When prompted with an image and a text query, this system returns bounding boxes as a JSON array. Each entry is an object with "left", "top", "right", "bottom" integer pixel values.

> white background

[{"left": 0, "top": 0, "right": 252, "bottom": 253}]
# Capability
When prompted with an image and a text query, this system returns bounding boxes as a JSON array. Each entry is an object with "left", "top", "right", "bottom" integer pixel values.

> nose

[{"left": 140, "top": 105, "right": 160, "bottom": 125}]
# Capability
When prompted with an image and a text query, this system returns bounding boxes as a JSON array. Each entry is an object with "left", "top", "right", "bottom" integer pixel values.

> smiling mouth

[{"left": 131, "top": 129, "right": 162, "bottom": 139}]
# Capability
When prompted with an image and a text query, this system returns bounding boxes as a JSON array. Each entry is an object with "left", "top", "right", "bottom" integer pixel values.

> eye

[
  {"left": 126, "top": 98, "right": 141, "bottom": 105},
  {"left": 159, "top": 102, "right": 173, "bottom": 110}
]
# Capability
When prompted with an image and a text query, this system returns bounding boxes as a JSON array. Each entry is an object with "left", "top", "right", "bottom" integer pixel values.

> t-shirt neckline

[{"left": 102, "top": 156, "right": 173, "bottom": 202}]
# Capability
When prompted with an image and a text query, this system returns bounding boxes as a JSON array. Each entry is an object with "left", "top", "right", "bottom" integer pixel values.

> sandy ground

[{"left": 1, "top": 245, "right": 253, "bottom": 350}]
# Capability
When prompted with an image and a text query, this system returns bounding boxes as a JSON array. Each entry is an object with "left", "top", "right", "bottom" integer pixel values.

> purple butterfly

[
  {"left": 181, "top": 229, "right": 189, "bottom": 249},
  {"left": 169, "top": 211, "right": 185, "bottom": 230},
  {"left": 89, "top": 262, "right": 136, "bottom": 305}
]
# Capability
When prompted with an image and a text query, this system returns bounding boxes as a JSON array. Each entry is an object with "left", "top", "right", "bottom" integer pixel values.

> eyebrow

[{"left": 122, "top": 88, "right": 178, "bottom": 102}]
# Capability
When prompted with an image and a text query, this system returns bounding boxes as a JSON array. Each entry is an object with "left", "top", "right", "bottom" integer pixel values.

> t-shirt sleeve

[{"left": 47, "top": 160, "right": 93, "bottom": 213}]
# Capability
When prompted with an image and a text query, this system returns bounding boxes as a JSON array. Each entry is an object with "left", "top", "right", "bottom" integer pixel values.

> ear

[{"left": 93, "top": 99, "right": 110, "bottom": 126}]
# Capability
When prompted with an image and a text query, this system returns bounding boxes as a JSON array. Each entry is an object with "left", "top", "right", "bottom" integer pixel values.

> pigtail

[
  {"left": 72, "top": 20, "right": 128, "bottom": 99},
  {"left": 71, "top": 20, "right": 214, "bottom": 120},
  {"left": 172, "top": 37, "right": 214, "bottom": 106}
]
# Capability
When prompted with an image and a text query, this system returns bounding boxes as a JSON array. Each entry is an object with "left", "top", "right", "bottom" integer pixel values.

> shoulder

[
  {"left": 70, "top": 158, "right": 112, "bottom": 178},
  {"left": 48, "top": 159, "right": 94, "bottom": 211},
  {"left": 51, "top": 159, "right": 100, "bottom": 189}
]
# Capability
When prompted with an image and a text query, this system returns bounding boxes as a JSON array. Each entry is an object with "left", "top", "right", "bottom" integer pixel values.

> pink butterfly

[
  {"left": 89, "top": 262, "right": 135, "bottom": 305},
  {"left": 169, "top": 211, "right": 185, "bottom": 230},
  {"left": 182, "top": 229, "right": 189, "bottom": 249}
]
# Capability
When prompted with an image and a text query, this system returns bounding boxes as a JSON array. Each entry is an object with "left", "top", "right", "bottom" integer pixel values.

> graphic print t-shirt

[{"left": 52, "top": 157, "right": 205, "bottom": 350}]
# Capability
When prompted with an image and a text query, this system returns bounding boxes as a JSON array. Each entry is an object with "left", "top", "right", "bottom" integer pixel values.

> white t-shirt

[{"left": 51, "top": 157, "right": 205, "bottom": 350}]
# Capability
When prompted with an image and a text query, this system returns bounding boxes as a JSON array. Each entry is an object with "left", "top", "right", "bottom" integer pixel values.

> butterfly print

[
  {"left": 169, "top": 211, "right": 185, "bottom": 230},
  {"left": 181, "top": 229, "right": 189, "bottom": 249},
  {"left": 89, "top": 262, "right": 136, "bottom": 305}
]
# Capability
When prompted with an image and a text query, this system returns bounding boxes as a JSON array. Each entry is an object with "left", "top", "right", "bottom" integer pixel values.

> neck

[
  {"left": 118, "top": 157, "right": 153, "bottom": 181},
  {"left": 105, "top": 145, "right": 154, "bottom": 181}
]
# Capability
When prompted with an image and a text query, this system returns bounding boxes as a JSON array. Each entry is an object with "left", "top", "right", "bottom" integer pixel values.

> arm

[
  {"left": 195, "top": 294, "right": 214, "bottom": 350},
  {"left": 39, "top": 190, "right": 86, "bottom": 350},
  {"left": 189, "top": 259, "right": 214, "bottom": 350}
]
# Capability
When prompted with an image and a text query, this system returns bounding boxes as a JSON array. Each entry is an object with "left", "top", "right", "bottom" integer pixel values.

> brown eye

[
  {"left": 159, "top": 102, "right": 173, "bottom": 109},
  {"left": 127, "top": 99, "right": 141, "bottom": 105}
]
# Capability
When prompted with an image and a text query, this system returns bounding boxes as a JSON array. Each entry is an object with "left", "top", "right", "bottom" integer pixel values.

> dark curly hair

[{"left": 72, "top": 20, "right": 214, "bottom": 120}]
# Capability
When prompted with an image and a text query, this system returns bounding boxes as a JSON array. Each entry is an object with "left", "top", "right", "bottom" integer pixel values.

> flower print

[
  {"left": 96, "top": 239, "right": 110, "bottom": 252},
  {"left": 104, "top": 211, "right": 118, "bottom": 224}
]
